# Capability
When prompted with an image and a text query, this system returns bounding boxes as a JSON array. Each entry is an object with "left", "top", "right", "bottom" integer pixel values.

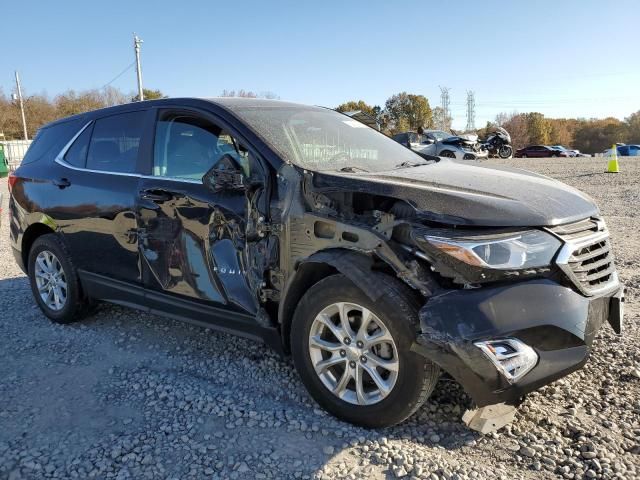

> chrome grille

[{"left": 550, "top": 218, "right": 618, "bottom": 296}]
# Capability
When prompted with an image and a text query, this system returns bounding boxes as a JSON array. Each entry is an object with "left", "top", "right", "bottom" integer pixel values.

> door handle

[
  {"left": 52, "top": 178, "right": 71, "bottom": 189},
  {"left": 140, "top": 189, "right": 173, "bottom": 202}
]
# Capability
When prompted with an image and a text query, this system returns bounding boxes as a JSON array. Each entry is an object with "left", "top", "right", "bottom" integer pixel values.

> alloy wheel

[
  {"left": 34, "top": 250, "right": 68, "bottom": 311},
  {"left": 308, "top": 302, "right": 399, "bottom": 405}
]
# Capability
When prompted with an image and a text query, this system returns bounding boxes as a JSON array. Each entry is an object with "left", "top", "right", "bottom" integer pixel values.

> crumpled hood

[
  {"left": 312, "top": 159, "right": 599, "bottom": 227},
  {"left": 456, "top": 133, "right": 478, "bottom": 142}
]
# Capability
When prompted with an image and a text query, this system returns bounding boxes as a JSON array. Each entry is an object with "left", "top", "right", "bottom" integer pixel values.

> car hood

[
  {"left": 457, "top": 133, "right": 478, "bottom": 142},
  {"left": 311, "top": 159, "right": 599, "bottom": 227},
  {"left": 442, "top": 134, "right": 476, "bottom": 145}
]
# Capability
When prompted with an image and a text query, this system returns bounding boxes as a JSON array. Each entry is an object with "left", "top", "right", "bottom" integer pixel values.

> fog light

[{"left": 474, "top": 338, "right": 538, "bottom": 383}]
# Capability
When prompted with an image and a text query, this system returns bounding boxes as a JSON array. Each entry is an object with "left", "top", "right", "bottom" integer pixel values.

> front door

[{"left": 136, "top": 109, "right": 270, "bottom": 316}]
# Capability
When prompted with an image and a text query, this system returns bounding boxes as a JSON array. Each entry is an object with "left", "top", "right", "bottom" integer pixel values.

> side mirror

[{"left": 202, "top": 154, "right": 245, "bottom": 192}]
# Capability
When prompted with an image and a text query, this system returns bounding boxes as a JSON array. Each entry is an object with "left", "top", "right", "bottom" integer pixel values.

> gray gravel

[{"left": 0, "top": 156, "right": 638, "bottom": 479}]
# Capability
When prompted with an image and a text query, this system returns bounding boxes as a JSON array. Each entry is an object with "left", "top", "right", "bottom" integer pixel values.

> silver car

[{"left": 393, "top": 130, "right": 488, "bottom": 160}]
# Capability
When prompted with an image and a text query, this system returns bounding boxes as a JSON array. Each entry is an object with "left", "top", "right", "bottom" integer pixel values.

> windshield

[{"left": 229, "top": 105, "right": 427, "bottom": 172}]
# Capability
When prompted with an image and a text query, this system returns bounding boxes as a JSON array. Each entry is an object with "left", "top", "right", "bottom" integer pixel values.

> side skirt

[{"left": 78, "top": 270, "right": 285, "bottom": 356}]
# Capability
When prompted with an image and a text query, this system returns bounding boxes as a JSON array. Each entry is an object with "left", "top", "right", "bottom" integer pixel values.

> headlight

[{"left": 424, "top": 230, "right": 561, "bottom": 270}]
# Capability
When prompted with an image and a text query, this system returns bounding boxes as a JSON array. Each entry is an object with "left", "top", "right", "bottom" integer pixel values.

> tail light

[{"left": 8, "top": 173, "right": 18, "bottom": 193}]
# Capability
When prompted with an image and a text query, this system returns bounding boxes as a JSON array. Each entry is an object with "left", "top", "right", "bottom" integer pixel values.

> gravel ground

[{"left": 0, "top": 156, "right": 638, "bottom": 480}]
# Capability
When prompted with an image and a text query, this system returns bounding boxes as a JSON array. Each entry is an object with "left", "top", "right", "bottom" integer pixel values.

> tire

[
  {"left": 498, "top": 145, "right": 513, "bottom": 159},
  {"left": 439, "top": 150, "right": 456, "bottom": 158},
  {"left": 27, "top": 233, "right": 91, "bottom": 324},
  {"left": 290, "top": 273, "right": 440, "bottom": 428}
]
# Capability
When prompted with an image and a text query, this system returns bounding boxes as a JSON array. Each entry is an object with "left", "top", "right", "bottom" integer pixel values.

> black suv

[{"left": 8, "top": 98, "right": 624, "bottom": 430}]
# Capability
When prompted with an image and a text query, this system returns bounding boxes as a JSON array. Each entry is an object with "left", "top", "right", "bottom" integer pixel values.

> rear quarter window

[{"left": 21, "top": 119, "right": 84, "bottom": 165}]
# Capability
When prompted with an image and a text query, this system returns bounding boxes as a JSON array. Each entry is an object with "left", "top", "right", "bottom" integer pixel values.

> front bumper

[
  {"left": 468, "top": 149, "right": 489, "bottom": 159},
  {"left": 412, "top": 278, "right": 623, "bottom": 407}
]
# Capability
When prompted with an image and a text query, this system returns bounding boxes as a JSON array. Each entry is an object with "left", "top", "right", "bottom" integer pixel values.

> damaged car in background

[
  {"left": 392, "top": 129, "right": 488, "bottom": 160},
  {"left": 8, "top": 98, "right": 624, "bottom": 432}
]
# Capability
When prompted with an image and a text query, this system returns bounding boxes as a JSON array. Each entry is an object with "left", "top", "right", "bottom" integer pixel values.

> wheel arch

[
  {"left": 278, "top": 248, "right": 409, "bottom": 353},
  {"left": 21, "top": 222, "right": 56, "bottom": 273}
]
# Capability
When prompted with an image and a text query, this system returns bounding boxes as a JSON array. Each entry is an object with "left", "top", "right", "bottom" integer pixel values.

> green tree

[
  {"left": 624, "top": 110, "right": 640, "bottom": 143},
  {"left": 573, "top": 118, "right": 626, "bottom": 153},
  {"left": 526, "top": 112, "right": 552, "bottom": 145},
  {"left": 130, "top": 88, "right": 167, "bottom": 102},
  {"left": 384, "top": 92, "right": 432, "bottom": 134},
  {"left": 336, "top": 100, "right": 377, "bottom": 118}
]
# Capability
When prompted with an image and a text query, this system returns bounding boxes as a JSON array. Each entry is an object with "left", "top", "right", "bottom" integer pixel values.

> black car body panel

[
  {"left": 8, "top": 98, "right": 623, "bottom": 419},
  {"left": 413, "top": 279, "right": 614, "bottom": 406},
  {"left": 311, "top": 160, "right": 598, "bottom": 227}
]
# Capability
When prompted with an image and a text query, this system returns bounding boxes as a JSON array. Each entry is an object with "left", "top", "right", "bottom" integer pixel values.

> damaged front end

[
  {"left": 407, "top": 220, "right": 624, "bottom": 432},
  {"left": 272, "top": 165, "right": 624, "bottom": 433}
]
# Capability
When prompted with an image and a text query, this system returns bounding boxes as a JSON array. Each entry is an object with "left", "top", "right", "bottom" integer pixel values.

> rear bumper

[{"left": 413, "top": 278, "right": 622, "bottom": 406}]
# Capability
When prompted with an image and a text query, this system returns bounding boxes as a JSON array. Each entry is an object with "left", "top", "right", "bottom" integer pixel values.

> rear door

[
  {"left": 52, "top": 109, "right": 150, "bottom": 284},
  {"left": 136, "top": 108, "right": 270, "bottom": 316}
]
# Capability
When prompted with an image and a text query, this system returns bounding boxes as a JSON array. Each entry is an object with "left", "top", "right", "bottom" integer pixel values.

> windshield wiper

[
  {"left": 338, "top": 166, "right": 368, "bottom": 173},
  {"left": 394, "top": 161, "right": 430, "bottom": 169}
]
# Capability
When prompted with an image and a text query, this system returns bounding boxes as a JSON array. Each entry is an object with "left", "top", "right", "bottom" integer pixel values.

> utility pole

[
  {"left": 14, "top": 71, "right": 28, "bottom": 140},
  {"left": 439, "top": 86, "right": 451, "bottom": 130},
  {"left": 133, "top": 33, "right": 144, "bottom": 101},
  {"left": 465, "top": 90, "right": 476, "bottom": 132}
]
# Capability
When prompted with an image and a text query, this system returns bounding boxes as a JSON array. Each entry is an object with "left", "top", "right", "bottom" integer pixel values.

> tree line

[
  {"left": 337, "top": 95, "right": 640, "bottom": 154},
  {"left": 477, "top": 111, "right": 640, "bottom": 154},
  {"left": 0, "top": 87, "right": 276, "bottom": 141},
  {"left": 2, "top": 85, "right": 637, "bottom": 155},
  {"left": 0, "top": 87, "right": 166, "bottom": 140}
]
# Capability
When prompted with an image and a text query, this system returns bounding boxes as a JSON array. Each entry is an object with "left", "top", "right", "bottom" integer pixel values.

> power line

[{"left": 100, "top": 61, "right": 136, "bottom": 90}]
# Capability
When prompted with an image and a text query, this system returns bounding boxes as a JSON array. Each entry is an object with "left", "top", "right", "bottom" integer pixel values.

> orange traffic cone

[{"left": 607, "top": 144, "right": 620, "bottom": 173}]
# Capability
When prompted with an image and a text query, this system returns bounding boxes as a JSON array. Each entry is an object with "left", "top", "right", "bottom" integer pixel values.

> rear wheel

[
  {"left": 28, "top": 234, "right": 91, "bottom": 324},
  {"left": 290, "top": 274, "right": 439, "bottom": 428},
  {"left": 439, "top": 150, "right": 456, "bottom": 158}
]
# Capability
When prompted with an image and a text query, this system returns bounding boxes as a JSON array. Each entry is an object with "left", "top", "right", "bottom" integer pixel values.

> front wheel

[
  {"left": 290, "top": 274, "right": 439, "bottom": 428},
  {"left": 498, "top": 145, "right": 513, "bottom": 159}
]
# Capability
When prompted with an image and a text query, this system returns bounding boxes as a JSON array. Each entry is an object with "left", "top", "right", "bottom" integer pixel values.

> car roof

[{"left": 41, "top": 97, "right": 327, "bottom": 130}]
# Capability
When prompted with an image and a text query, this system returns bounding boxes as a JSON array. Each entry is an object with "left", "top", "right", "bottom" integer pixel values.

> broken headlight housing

[{"left": 424, "top": 230, "right": 561, "bottom": 270}]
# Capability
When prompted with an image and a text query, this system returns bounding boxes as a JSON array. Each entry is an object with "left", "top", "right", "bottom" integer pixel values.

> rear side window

[
  {"left": 21, "top": 119, "right": 83, "bottom": 165},
  {"left": 64, "top": 124, "right": 93, "bottom": 168},
  {"left": 86, "top": 111, "right": 145, "bottom": 173}
]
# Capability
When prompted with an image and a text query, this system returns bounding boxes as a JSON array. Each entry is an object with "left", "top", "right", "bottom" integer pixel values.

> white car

[{"left": 393, "top": 130, "right": 488, "bottom": 160}]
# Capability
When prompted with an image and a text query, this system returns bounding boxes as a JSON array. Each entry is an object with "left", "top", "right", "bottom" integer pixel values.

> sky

[{"left": 2, "top": 0, "right": 639, "bottom": 129}]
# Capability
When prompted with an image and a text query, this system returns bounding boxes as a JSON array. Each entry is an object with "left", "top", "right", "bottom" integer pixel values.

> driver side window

[{"left": 153, "top": 112, "right": 251, "bottom": 180}]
